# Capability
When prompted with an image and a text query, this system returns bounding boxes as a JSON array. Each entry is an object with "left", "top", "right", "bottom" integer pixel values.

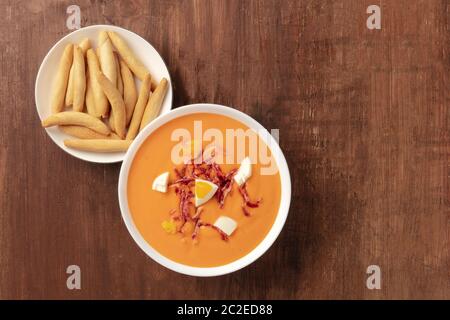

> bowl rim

[
  {"left": 118, "top": 103, "right": 291, "bottom": 276},
  {"left": 35, "top": 24, "right": 173, "bottom": 164}
]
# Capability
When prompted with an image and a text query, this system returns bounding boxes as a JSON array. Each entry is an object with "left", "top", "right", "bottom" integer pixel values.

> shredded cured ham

[
  {"left": 211, "top": 162, "right": 225, "bottom": 180},
  {"left": 165, "top": 153, "right": 261, "bottom": 241},
  {"left": 170, "top": 177, "right": 195, "bottom": 186},
  {"left": 242, "top": 205, "right": 251, "bottom": 217},
  {"left": 215, "top": 168, "right": 237, "bottom": 208},
  {"left": 238, "top": 183, "right": 261, "bottom": 207},
  {"left": 192, "top": 206, "right": 204, "bottom": 220},
  {"left": 169, "top": 161, "right": 229, "bottom": 240},
  {"left": 238, "top": 183, "right": 262, "bottom": 216},
  {"left": 177, "top": 189, "right": 193, "bottom": 231}
]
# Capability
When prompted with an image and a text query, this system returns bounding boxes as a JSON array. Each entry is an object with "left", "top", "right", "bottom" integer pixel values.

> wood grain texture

[{"left": 0, "top": 0, "right": 448, "bottom": 299}]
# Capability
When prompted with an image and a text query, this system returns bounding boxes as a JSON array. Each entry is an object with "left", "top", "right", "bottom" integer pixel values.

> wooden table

[{"left": 0, "top": 0, "right": 448, "bottom": 299}]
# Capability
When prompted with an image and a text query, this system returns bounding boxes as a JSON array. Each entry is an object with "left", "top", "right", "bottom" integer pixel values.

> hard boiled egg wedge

[
  {"left": 214, "top": 216, "right": 237, "bottom": 236},
  {"left": 234, "top": 157, "right": 252, "bottom": 186},
  {"left": 152, "top": 172, "right": 169, "bottom": 193},
  {"left": 194, "top": 179, "right": 218, "bottom": 207}
]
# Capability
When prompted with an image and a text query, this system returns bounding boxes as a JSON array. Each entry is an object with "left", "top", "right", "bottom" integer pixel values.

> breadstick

[
  {"left": 109, "top": 110, "right": 115, "bottom": 132},
  {"left": 65, "top": 39, "right": 91, "bottom": 107},
  {"left": 85, "top": 75, "right": 97, "bottom": 117},
  {"left": 98, "top": 31, "right": 108, "bottom": 46},
  {"left": 65, "top": 66, "right": 75, "bottom": 107},
  {"left": 42, "top": 111, "right": 110, "bottom": 135},
  {"left": 96, "top": 72, "right": 126, "bottom": 138},
  {"left": 120, "top": 58, "right": 137, "bottom": 125},
  {"left": 126, "top": 74, "right": 151, "bottom": 140},
  {"left": 79, "top": 38, "right": 91, "bottom": 54},
  {"left": 60, "top": 125, "right": 120, "bottom": 139},
  {"left": 72, "top": 45, "right": 86, "bottom": 112},
  {"left": 115, "top": 53, "right": 124, "bottom": 96},
  {"left": 140, "top": 78, "right": 168, "bottom": 131},
  {"left": 107, "top": 31, "right": 156, "bottom": 88},
  {"left": 64, "top": 139, "right": 132, "bottom": 152},
  {"left": 51, "top": 44, "right": 73, "bottom": 113},
  {"left": 98, "top": 32, "right": 116, "bottom": 87},
  {"left": 86, "top": 49, "right": 108, "bottom": 117}
]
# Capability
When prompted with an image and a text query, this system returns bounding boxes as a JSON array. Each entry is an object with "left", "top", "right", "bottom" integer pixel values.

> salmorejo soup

[{"left": 127, "top": 112, "right": 281, "bottom": 267}]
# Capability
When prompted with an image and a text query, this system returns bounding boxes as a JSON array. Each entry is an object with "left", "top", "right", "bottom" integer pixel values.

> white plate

[
  {"left": 35, "top": 25, "right": 173, "bottom": 163},
  {"left": 118, "top": 104, "right": 291, "bottom": 276}
]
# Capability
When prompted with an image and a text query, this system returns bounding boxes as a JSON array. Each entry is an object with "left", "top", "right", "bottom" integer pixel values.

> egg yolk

[{"left": 195, "top": 181, "right": 213, "bottom": 198}]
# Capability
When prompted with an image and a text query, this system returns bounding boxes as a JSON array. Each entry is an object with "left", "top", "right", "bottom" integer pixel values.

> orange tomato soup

[{"left": 127, "top": 113, "right": 281, "bottom": 267}]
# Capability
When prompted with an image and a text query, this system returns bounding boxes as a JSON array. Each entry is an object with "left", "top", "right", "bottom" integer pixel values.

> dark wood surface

[{"left": 0, "top": 0, "right": 448, "bottom": 299}]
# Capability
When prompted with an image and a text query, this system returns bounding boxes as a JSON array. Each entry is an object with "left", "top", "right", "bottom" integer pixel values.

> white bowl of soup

[{"left": 118, "top": 104, "right": 291, "bottom": 276}]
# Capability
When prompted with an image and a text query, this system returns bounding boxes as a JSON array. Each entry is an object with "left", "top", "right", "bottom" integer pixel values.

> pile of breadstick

[{"left": 42, "top": 31, "right": 168, "bottom": 152}]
